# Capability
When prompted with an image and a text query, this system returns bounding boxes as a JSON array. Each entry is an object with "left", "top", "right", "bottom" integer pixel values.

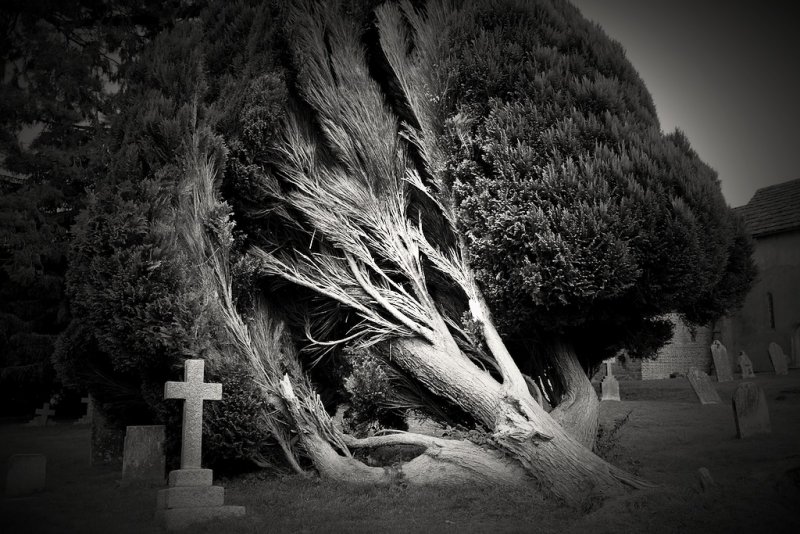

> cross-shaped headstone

[
  {"left": 605, "top": 361, "right": 614, "bottom": 378},
  {"left": 164, "top": 359, "right": 221, "bottom": 469},
  {"left": 33, "top": 403, "right": 55, "bottom": 425}
]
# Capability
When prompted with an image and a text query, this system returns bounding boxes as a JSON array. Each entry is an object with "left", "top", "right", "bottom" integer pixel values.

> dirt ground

[{"left": 1, "top": 371, "right": 799, "bottom": 533}]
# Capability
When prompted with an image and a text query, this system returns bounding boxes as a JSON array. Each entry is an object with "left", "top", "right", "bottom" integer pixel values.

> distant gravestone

[
  {"left": 738, "top": 351, "right": 755, "bottom": 379},
  {"left": 157, "top": 359, "right": 245, "bottom": 530},
  {"left": 75, "top": 395, "right": 94, "bottom": 425},
  {"left": 768, "top": 342, "right": 789, "bottom": 375},
  {"left": 26, "top": 403, "right": 55, "bottom": 426},
  {"left": 5, "top": 454, "right": 46, "bottom": 496},
  {"left": 601, "top": 361, "right": 620, "bottom": 401},
  {"left": 732, "top": 382, "right": 771, "bottom": 438},
  {"left": 687, "top": 368, "right": 721, "bottom": 404},
  {"left": 710, "top": 340, "right": 733, "bottom": 382},
  {"left": 121, "top": 425, "right": 166, "bottom": 485}
]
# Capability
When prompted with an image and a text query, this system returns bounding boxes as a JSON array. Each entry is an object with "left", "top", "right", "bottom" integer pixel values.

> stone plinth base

[
  {"left": 156, "top": 505, "right": 246, "bottom": 530},
  {"left": 157, "top": 468, "right": 245, "bottom": 530},
  {"left": 157, "top": 485, "right": 225, "bottom": 508},
  {"left": 168, "top": 468, "right": 213, "bottom": 487}
]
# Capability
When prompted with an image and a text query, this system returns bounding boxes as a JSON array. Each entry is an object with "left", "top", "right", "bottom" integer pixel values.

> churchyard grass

[{"left": 2, "top": 372, "right": 800, "bottom": 533}]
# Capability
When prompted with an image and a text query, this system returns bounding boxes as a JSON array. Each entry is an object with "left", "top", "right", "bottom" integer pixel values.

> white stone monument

[
  {"left": 710, "top": 340, "right": 733, "bottom": 382},
  {"left": 738, "top": 351, "right": 755, "bottom": 379},
  {"left": 157, "top": 359, "right": 245, "bottom": 530},
  {"left": 601, "top": 361, "right": 620, "bottom": 401}
]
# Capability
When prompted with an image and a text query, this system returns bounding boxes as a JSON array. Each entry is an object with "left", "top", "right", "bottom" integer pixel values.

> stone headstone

[
  {"left": 601, "top": 361, "right": 620, "bottom": 401},
  {"left": 5, "top": 454, "right": 46, "bottom": 496},
  {"left": 768, "top": 342, "right": 789, "bottom": 375},
  {"left": 738, "top": 351, "right": 755, "bottom": 379},
  {"left": 121, "top": 425, "right": 166, "bottom": 484},
  {"left": 158, "top": 359, "right": 245, "bottom": 530},
  {"left": 687, "top": 368, "right": 721, "bottom": 404},
  {"left": 75, "top": 395, "right": 94, "bottom": 425},
  {"left": 732, "top": 382, "right": 771, "bottom": 438},
  {"left": 26, "top": 403, "right": 55, "bottom": 426},
  {"left": 710, "top": 340, "right": 733, "bottom": 382}
]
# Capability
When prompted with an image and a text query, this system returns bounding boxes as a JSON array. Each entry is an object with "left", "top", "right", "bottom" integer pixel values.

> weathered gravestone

[
  {"left": 157, "top": 359, "right": 245, "bottom": 530},
  {"left": 601, "top": 361, "right": 620, "bottom": 401},
  {"left": 26, "top": 403, "right": 55, "bottom": 426},
  {"left": 4, "top": 454, "right": 46, "bottom": 496},
  {"left": 738, "top": 351, "right": 755, "bottom": 379},
  {"left": 732, "top": 382, "right": 771, "bottom": 438},
  {"left": 687, "top": 368, "right": 721, "bottom": 404},
  {"left": 768, "top": 342, "right": 789, "bottom": 375},
  {"left": 75, "top": 395, "right": 94, "bottom": 425},
  {"left": 710, "top": 340, "right": 733, "bottom": 382},
  {"left": 121, "top": 425, "right": 166, "bottom": 485}
]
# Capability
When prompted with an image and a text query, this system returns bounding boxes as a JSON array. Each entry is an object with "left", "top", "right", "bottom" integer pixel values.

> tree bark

[{"left": 546, "top": 340, "right": 600, "bottom": 450}]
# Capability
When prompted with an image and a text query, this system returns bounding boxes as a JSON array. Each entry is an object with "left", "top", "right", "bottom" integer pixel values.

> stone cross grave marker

[
  {"left": 738, "top": 351, "right": 755, "bottom": 379},
  {"left": 159, "top": 359, "right": 244, "bottom": 530},
  {"left": 121, "top": 425, "right": 166, "bottom": 484},
  {"left": 601, "top": 360, "right": 620, "bottom": 401},
  {"left": 732, "top": 382, "right": 770, "bottom": 438},
  {"left": 164, "top": 359, "right": 222, "bottom": 469},
  {"left": 768, "top": 342, "right": 789, "bottom": 375},
  {"left": 26, "top": 402, "right": 55, "bottom": 426},
  {"left": 75, "top": 395, "right": 94, "bottom": 425},
  {"left": 5, "top": 454, "right": 46, "bottom": 496},
  {"left": 687, "top": 368, "right": 721, "bottom": 404},
  {"left": 710, "top": 340, "right": 733, "bottom": 382}
]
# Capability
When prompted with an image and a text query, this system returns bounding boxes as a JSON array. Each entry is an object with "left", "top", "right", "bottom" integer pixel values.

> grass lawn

[{"left": 2, "top": 371, "right": 799, "bottom": 533}]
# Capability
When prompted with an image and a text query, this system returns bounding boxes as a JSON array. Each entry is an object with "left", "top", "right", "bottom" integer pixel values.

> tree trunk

[
  {"left": 386, "top": 336, "right": 651, "bottom": 502},
  {"left": 545, "top": 340, "right": 600, "bottom": 449}
]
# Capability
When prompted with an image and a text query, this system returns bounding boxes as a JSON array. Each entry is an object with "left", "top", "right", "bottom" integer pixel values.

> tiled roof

[{"left": 735, "top": 178, "right": 800, "bottom": 237}]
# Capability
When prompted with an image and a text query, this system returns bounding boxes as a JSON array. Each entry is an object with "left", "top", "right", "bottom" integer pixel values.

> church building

[{"left": 717, "top": 178, "right": 800, "bottom": 372}]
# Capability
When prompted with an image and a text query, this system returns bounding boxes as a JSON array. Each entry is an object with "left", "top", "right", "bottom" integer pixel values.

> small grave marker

[
  {"left": 768, "top": 342, "right": 789, "bottom": 375},
  {"left": 687, "top": 368, "right": 721, "bottom": 404},
  {"left": 738, "top": 351, "right": 755, "bottom": 379},
  {"left": 732, "top": 382, "right": 771, "bottom": 438},
  {"left": 158, "top": 359, "right": 245, "bottom": 530},
  {"left": 5, "top": 454, "right": 46, "bottom": 496},
  {"left": 121, "top": 425, "right": 166, "bottom": 484},
  {"left": 75, "top": 395, "right": 94, "bottom": 425},
  {"left": 26, "top": 403, "right": 55, "bottom": 426},
  {"left": 601, "top": 361, "right": 620, "bottom": 401},
  {"left": 710, "top": 340, "right": 733, "bottom": 382}
]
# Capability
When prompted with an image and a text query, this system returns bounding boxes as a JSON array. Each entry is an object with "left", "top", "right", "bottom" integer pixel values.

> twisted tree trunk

[{"left": 545, "top": 341, "right": 600, "bottom": 449}]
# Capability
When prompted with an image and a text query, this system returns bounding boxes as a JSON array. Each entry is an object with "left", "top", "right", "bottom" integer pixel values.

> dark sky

[{"left": 570, "top": 0, "right": 800, "bottom": 207}]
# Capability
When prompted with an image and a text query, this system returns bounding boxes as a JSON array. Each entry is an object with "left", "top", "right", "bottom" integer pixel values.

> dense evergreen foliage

[
  {"left": 3, "top": 0, "right": 755, "bottom": 475},
  {"left": 422, "top": 1, "right": 756, "bottom": 369}
]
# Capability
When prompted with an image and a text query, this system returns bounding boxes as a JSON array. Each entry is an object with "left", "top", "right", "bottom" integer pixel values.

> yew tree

[{"left": 63, "top": 0, "right": 755, "bottom": 504}]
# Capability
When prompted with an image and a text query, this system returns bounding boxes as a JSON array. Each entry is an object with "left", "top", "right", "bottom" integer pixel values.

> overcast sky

[{"left": 570, "top": 0, "right": 800, "bottom": 207}]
